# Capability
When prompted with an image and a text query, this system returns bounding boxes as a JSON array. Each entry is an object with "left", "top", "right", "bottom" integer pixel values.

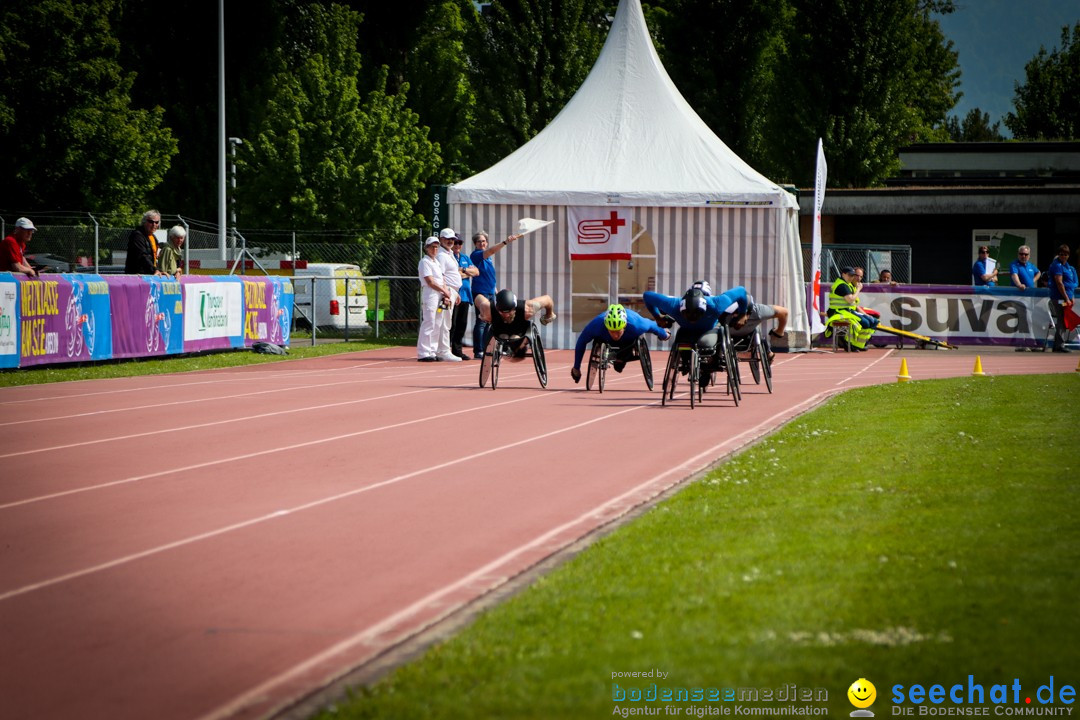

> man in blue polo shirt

[
  {"left": 469, "top": 229, "right": 519, "bottom": 358},
  {"left": 1010, "top": 245, "right": 1042, "bottom": 351},
  {"left": 972, "top": 245, "right": 998, "bottom": 286}
]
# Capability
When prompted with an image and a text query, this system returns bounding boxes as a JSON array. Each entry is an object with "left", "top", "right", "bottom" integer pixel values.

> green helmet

[{"left": 604, "top": 304, "right": 627, "bottom": 332}]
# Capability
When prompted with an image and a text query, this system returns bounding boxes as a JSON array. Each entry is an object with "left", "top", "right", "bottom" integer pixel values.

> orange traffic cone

[
  {"left": 1075, "top": 357, "right": 1080, "bottom": 372},
  {"left": 897, "top": 358, "right": 911, "bottom": 383},
  {"left": 972, "top": 355, "right": 986, "bottom": 377}
]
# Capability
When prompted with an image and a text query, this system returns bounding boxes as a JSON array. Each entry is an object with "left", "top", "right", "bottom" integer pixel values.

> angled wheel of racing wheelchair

[
  {"left": 637, "top": 335, "right": 654, "bottom": 391},
  {"left": 586, "top": 340, "right": 608, "bottom": 392},
  {"left": 529, "top": 324, "right": 548, "bottom": 388},
  {"left": 745, "top": 330, "right": 773, "bottom": 393},
  {"left": 662, "top": 343, "right": 699, "bottom": 408},
  {"left": 479, "top": 335, "right": 504, "bottom": 389}
]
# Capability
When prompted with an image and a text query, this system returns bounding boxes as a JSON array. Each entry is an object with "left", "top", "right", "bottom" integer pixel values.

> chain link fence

[
  {"left": 2, "top": 213, "right": 428, "bottom": 341},
  {"left": 802, "top": 243, "right": 912, "bottom": 283}
]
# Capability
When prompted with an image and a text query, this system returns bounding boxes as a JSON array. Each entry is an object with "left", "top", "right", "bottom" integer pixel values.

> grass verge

[
  {"left": 0, "top": 339, "right": 408, "bottom": 387},
  {"left": 316, "top": 374, "right": 1079, "bottom": 720}
]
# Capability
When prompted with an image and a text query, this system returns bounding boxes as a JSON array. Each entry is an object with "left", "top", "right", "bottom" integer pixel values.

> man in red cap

[{"left": 0, "top": 217, "right": 39, "bottom": 277}]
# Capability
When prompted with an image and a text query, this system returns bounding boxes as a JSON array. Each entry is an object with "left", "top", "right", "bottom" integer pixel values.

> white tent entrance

[{"left": 449, "top": 0, "right": 809, "bottom": 350}]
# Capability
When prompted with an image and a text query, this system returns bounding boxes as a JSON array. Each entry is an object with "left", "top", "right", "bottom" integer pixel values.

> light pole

[{"left": 228, "top": 137, "right": 242, "bottom": 269}]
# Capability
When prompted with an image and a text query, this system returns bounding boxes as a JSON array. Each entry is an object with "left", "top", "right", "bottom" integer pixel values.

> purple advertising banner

[
  {"left": 109, "top": 276, "right": 166, "bottom": 359},
  {"left": 241, "top": 277, "right": 293, "bottom": 346},
  {"left": 17, "top": 277, "right": 69, "bottom": 367}
]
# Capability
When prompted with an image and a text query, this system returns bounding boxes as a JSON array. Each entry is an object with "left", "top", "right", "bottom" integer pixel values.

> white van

[{"left": 292, "top": 263, "right": 369, "bottom": 329}]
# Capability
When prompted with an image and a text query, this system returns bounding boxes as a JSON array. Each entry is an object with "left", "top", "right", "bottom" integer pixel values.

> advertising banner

[
  {"left": 109, "top": 276, "right": 174, "bottom": 359},
  {"left": 0, "top": 276, "right": 19, "bottom": 368},
  {"left": 183, "top": 277, "right": 244, "bottom": 351},
  {"left": 241, "top": 276, "right": 293, "bottom": 346},
  {"left": 18, "top": 277, "right": 72, "bottom": 367},
  {"left": 66, "top": 275, "right": 113, "bottom": 362},
  {"left": 860, "top": 285, "right": 1053, "bottom": 347}
]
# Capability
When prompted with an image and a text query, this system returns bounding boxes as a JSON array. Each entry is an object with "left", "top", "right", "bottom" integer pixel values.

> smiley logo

[{"left": 848, "top": 678, "right": 877, "bottom": 712}]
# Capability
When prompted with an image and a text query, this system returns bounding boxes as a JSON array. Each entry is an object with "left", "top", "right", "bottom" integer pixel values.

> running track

[{"left": 0, "top": 346, "right": 1075, "bottom": 720}]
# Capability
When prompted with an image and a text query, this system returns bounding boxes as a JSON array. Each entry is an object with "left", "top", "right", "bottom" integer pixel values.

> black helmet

[
  {"left": 680, "top": 288, "right": 707, "bottom": 323},
  {"left": 495, "top": 289, "right": 518, "bottom": 312}
]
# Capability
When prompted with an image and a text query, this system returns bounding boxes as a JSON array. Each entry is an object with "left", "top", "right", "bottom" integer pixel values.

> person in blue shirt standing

[
  {"left": 469, "top": 230, "right": 520, "bottom": 358},
  {"left": 1047, "top": 244, "right": 1078, "bottom": 353},
  {"left": 972, "top": 245, "right": 999, "bottom": 286},
  {"left": 1010, "top": 245, "right": 1042, "bottom": 351},
  {"left": 570, "top": 304, "right": 670, "bottom": 383},
  {"left": 643, "top": 282, "right": 749, "bottom": 387},
  {"left": 449, "top": 232, "right": 478, "bottom": 359}
]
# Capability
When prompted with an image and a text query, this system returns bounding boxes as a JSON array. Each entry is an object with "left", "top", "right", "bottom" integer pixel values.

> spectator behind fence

[
  {"left": 876, "top": 269, "right": 897, "bottom": 284},
  {"left": 469, "top": 229, "right": 519, "bottom": 359},
  {"left": 125, "top": 209, "right": 164, "bottom": 275},
  {"left": 0, "top": 217, "right": 39, "bottom": 278},
  {"left": 158, "top": 226, "right": 186, "bottom": 279},
  {"left": 971, "top": 245, "right": 998, "bottom": 286},
  {"left": 1009, "top": 245, "right": 1040, "bottom": 291}
]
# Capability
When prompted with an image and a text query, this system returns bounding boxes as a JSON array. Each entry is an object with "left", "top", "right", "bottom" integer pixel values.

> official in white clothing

[
  {"left": 417, "top": 237, "right": 451, "bottom": 361},
  {"left": 436, "top": 228, "right": 464, "bottom": 362}
]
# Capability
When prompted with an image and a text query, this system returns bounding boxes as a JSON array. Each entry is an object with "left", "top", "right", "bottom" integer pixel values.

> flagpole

[{"left": 809, "top": 139, "right": 827, "bottom": 334}]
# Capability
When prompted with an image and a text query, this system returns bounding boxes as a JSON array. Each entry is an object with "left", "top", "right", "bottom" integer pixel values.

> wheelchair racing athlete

[
  {"left": 570, "top": 304, "right": 670, "bottom": 383},
  {"left": 728, "top": 295, "right": 789, "bottom": 362},
  {"left": 475, "top": 289, "right": 557, "bottom": 359},
  {"left": 643, "top": 284, "right": 750, "bottom": 388}
]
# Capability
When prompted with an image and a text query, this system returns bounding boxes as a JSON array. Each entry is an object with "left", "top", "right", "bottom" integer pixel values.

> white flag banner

[
  {"left": 809, "top": 139, "right": 827, "bottom": 333},
  {"left": 517, "top": 217, "right": 555, "bottom": 236},
  {"left": 567, "top": 206, "right": 633, "bottom": 260}
]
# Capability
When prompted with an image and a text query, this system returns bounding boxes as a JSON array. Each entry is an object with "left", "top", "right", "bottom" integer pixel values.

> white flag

[
  {"left": 809, "top": 139, "right": 827, "bottom": 334},
  {"left": 567, "top": 207, "right": 632, "bottom": 260}
]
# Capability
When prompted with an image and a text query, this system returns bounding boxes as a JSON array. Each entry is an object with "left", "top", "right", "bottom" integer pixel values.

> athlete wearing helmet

[
  {"left": 728, "top": 293, "right": 789, "bottom": 363},
  {"left": 474, "top": 289, "right": 557, "bottom": 359},
  {"left": 571, "top": 304, "right": 670, "bottom": 383},
  {"left": 643, "top": 284, "right": 750, "bottom": 387}
]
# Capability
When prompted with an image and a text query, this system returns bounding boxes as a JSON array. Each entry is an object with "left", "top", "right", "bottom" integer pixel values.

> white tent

[{"left": 449, "top": 0, "right": 809, "bottom": 350}]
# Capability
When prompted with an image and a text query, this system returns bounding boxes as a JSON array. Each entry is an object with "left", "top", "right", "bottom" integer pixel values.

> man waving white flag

[{"left": 809, "top": 139, "right": 827, "bottom": 334}]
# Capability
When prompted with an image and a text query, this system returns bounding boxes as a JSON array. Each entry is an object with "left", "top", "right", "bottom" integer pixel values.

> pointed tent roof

[{"left": 449, "top": 0, "right": 796, "bottom": 209}]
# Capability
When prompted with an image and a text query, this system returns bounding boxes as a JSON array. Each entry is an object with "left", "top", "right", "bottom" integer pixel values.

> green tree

[
  {"left": 0, "top": 0, "right": 177, "bottom": 216},
  {"left": 945, "top": 108, "right": 1004, "bottom": 142},
  {"left": 237, "top": 2, "right": 440, "bottom": 230},
  {"left": 648, "top": 0, "right": 792, "bottom": 176},
  {"left": 464, "top": 0, "right": 612, "bottom": 171},
  {"left": 765, "top": 0, "right": 960, "bottom": 186},
  {"left": 1005, "top": 22, "right": 1080, "bottom": 141},
  {"left": 403, "top": 0, "right": 478, "bottom": 180}
]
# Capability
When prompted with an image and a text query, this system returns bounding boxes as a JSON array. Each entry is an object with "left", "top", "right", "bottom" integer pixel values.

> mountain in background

[{"left": 936, "top": 0, "right": 1079, "bottom": 137}]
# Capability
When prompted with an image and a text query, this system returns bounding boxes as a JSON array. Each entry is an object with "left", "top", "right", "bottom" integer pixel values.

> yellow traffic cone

[
  {"left": 897, "top": 357, "right": 911, "bottom": 383},
  {"left": 972, "top": 355, "right": 986, "bottom": 377},
  {"left": 1075, "top": 357, "right": 1080, "bottom": 372}
]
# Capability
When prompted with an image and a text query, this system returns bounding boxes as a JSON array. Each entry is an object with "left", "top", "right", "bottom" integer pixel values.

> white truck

[{"left": 292, "top": 263, "right": 369, "bottom": 330}]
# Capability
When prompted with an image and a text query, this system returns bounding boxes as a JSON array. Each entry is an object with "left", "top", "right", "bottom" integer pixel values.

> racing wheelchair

[
  {"left": 731, "top": 328, "right": 773, "bottom": 393},
  {"left": 585, "top": 335, "right": 654, "bottom": 393},
  {"left": 660, "top": 324, "right": 741, "bottom": 408},
  {"left": 478, "top": 323, "right": 548, "bottom": 389}
]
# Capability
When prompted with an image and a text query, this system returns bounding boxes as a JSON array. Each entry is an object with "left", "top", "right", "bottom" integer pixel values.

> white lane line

[
  {"left": 0, "top": 365, "right": 556, "bottom": 509},
  {"left": 833, "top": 348, "right": 895, "bottom": 386},
  {"left": 0, "top": 369, "right": 434, "bottom": 428},
  {"left": 197, "top": 383, "right": 842, "bottom": 720},
  {"left": 0, "top": 389, "right": 656, "bottom": 602}
]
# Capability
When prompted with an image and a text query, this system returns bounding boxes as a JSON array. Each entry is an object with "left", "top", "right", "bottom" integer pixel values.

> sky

[{"left": 935, "top": 0, "right": 1079, "bottom": 136}]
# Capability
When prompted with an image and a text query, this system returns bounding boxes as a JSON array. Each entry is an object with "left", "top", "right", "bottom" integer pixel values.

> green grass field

[{"left": 314, "top": 374, "right": 1079, "bottom": 720}]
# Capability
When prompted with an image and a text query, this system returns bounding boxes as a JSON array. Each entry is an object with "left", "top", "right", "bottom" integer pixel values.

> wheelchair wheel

[
  {"left": 688, "top": 348, "right": 700, "bottom": 409},
  {"left": 586, "top": 341, "right": 603, "bottom": 392},
  {"left": 748, "top": 333, "right": 763, "bottom": 385},
  {"left": 638, "top": 336, "right": 654, "bottom": 391},
  {"left": 724, "top": 337, "right": 741, "bottom": 406},
  {"left": 761, "top": 335, "right": 773, "bottom": 393},
  {"left": 479, "top": 337, "right": 495, "bottom": 388},
  {"left": 490, "top": 340, "right": 503, "bottom": 389},
  {"left": 661, "top": 348, "right": 680, "bottom": 406},
  {"left": 531, "top": 329, "right": 548, "bottom": 388}
]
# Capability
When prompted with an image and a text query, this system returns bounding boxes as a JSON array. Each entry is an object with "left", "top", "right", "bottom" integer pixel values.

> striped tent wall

[{"left": 450, "top": 204, "right": 809, "bottom": 351}]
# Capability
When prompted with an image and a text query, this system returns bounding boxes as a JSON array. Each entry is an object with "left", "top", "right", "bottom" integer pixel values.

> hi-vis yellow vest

[{"left": 828, "top": 277, "right": 857, "bottom": 312}]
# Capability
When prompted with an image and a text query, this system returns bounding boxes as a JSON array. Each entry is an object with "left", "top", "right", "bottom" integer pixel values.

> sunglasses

[{"left": 453, "top": 239, "right": 463, "bottom": 245}]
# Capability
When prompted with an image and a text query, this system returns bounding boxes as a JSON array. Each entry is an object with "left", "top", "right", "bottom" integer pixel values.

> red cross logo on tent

[{"left": 577, "top": 211, "right": 626, "bottom": 245}]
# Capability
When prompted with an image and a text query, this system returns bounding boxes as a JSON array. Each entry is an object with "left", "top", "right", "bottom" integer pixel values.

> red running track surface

[{"left": 0, "top": 346, "right": 1075, "bottom": 720}]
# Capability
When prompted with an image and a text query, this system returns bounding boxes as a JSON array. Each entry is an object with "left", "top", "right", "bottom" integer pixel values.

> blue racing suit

[{"left": 573, "top": 308, "right": 669, "bottom": 371}]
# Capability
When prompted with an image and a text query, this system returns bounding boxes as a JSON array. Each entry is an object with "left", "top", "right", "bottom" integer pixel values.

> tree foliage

[
  {"left": 765, "top": 0, "right": 960, "bottom": 187},
  {"left": 0, "top": 0, "right": 177, "bottom": 216},
  {"left": 236, "top": 3, "right": 440, "bottom": 230},
  {"left": 946, "top": 108, "right": 1004, "bottom": 142},
  {"left": 1005, "top": 22, "right": 1080, "bottom": 141},
  {"left": 464, "top": 0, "right": 613, "bottom": 171}
]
